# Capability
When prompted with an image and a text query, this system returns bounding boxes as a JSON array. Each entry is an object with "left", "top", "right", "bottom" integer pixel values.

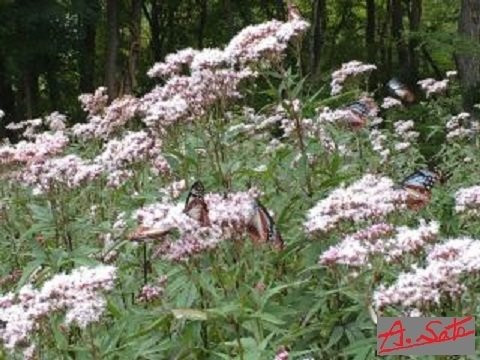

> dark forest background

[{"left": 1, "top": 0, "right": 480, "bottom": 135}]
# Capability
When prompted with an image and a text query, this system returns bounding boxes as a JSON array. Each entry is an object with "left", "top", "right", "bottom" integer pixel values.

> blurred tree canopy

[{"left": 1, "top": 0, "right": 479, "bottom": 134}]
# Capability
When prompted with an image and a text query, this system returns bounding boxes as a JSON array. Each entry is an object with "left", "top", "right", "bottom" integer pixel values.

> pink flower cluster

[
  {"left": 417, "top": 78, "right": 449, "bottom": 98},
  {"left": 330, "top": 61, "right": 377, "bottom": 95},
  {"left": 160, "top": 180, "right": 187, "bottom": 200},
  {"left": 224, "top": 19, "right": 309, "bottom": 65},
  {"left": 6, "top": 119, "right": 42, "bottom": 139},
  {"left": 381, "top": 97, "right": 402, "bottom": 109},
  {"left": 374, "top": 238, "right": 480, "bottom": 311},
  {"left": 0, "top": 132, "right": 69, "bottom": 166},
  {"left": 0, "top": 265, "right": 116, "bottom": 354},
  {"left": 369, "top": 128, "right": 390, "bottom": 163},
  {"left": 95, "top": 131, "right": 170, "bottom": 184},
  {"left": 305, "top": 174, "right": 407, "bottom": 234},
  {"left": 141, "top": 16, "right": 309, "bottom": 131},
  {"left": 73, "top": 93, "right": 139, "bottom": 140},
  {"left": 134, "top": 189, "right": 262, "bottom": 262},
  {"left": 137, "top": 276, "right": 167, "bottom": 303},
  {"left": 455, "top": 185, "right": 480, "bottom": 216},
  {"left": 78, "top": 86, "right": 108, "bottom": 116},
  {"left": 319, "top": 220, "right": 439, "bottom": 267},
  {"left": 274, "top": 346, "right": 289, "bottom": 360},
  {"left": 393, "top": 120, "right": 419, "bottom": 152},
  {"left": 17, "top": 154, "right": 103, "bottom": 194},
  {"left": 44, "top": 111, "right": 67, "bottom": 131},
  {"left": 446, "top": 112, "right": 479, "bottom": 141}
]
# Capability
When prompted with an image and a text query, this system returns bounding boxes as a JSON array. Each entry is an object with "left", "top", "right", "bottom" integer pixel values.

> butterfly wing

[
  {"left": 387, "top": 78, "right": 415, "bottom": 103},
  {"left": 247, "top": 201, "right": 284, "bottom": 250},
  {"left": 184, "top": 181, "right": 210, "bottom": 226},
  {"left": 402, "top": 169, "right": 438, "bottom": 210},
  {"left": 402, "top": 169, "right": 437, "bottom": 191},
  {"left": 129, "top": 226, "right": 170, "bottom": 242}
]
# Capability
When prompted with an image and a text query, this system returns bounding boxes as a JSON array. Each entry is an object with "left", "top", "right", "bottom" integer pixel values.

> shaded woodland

[{"left": 1, "top": 0, "right": 479, "bottom": 132}]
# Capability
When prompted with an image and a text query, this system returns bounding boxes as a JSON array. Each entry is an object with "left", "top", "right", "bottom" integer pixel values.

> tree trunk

[
  {"left": 144, "top": 0, "right": 164, "bottom": 61},
  {"left": 456, "top": 0, "right": 480, "bottom": 111},
  {"left": 407, "top": 0, "right": 422, "bottom": 81},
  {"left": 391, "top": 0, "right": 409, "bottom": 79},
  {"left": 310, "top": 0, "right": 327, "bottom": 78},
  {"left": 79, "top": 0, "right": 99, "bottom": 93},
  {"left": 105, "top": 0, "right": 119, "bottom": 101},
  {"left": 125, "top": 0, "right": 142, "bottom": 94},
  {"left": 197, "top": 0, "right": 207, "bottom": 48},
  {"left": 0, "top": 58, "right": 15, "bottom": 136},
  {"left": 22, "top": 69, "right": 38, "bottom": 119},
  {"left": 366, "top": 0, "right": 376, "bottom": 88},
  {"left": 366, "top": 0, "right": 376, "bottom": 63}
]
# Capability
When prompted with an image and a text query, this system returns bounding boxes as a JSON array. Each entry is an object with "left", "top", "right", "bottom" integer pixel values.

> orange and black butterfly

[
  {"left": 387, "top": 78, "right": 415, "bottom": 103},
  {"left": 401, "top": 169, "right": 440, "bottom": 210},
  {"left": 183, "top": 181, "right": 210, "bottom": 227},
  {"left": 342, "top": 97, "right": 378, "bottom": 129},
  {"left": 247, "top": 200, "right": 284, "bottom": 250},
  {"left": 129, "top": 181, "right": 210, "bottom": 241},
  {"left": 287, "top": 1, "right": 302, "bottom": 21}
]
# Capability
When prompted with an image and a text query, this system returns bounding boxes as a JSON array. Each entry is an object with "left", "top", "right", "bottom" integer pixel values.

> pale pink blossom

[
  {"left": 17, "top": 155, "right": 103, "bottom": 194},
  {"left": 274, "top": 346, "right": 289, "bottom": 360},
  {"left": 417, "top": 78, "right": 449, "bottom": 97},
  {"left": 305, "top": 174, "right": 407, "bottom": 234},
  {"left": 6, "top": 118, "right": 42, "bottom": 139},
  {"left": 381, "top": 97, "right": 402, "bottom": 109},
  {"left": 320, "top": 220, "right": 439, "bottom": 267},
  {"left": 455, "top": 185, "right": 480, "bottom": 215},
  {"left": 160, "top": 180, "right": 187, "bottom": 199},
  {"left": 137, "top": 276, "right": 167, "bottom": 303},
  {"left": 0, "top": 132, "right": 69, "bottom": 166},
  {"left": 134, "top": 189, "right": 264, "bottom": 262},
  {"left": 94, "top": 131, "right": 170, "bottom": 182},
  {"left": 446, "top": 112, "right": 476, "bottom": 141},
  {"left": 73, "top": 95, "right": 139, "bottom": 140},
  {"left": 0, "top": 265, "right": 116, "bottom": 353},
  {"left": 147, "top": 48, "right": 198, "bottom": 78},
  {"left": 330, "top": 61, "right": 377, "bottom": 95},
  {"left": 78, "top": 86, "right": 108, "bottom": 116},
  {"left": 44, "top": 111, "right": 67, "bottom": 131},
  {"left": 374, "top": 237, "right": 480, "bottom": 311}
]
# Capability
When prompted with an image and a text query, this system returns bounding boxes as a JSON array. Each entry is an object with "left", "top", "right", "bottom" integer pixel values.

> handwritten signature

[{"left": 378, "top": 317, "right": 475, "bottom": 354}]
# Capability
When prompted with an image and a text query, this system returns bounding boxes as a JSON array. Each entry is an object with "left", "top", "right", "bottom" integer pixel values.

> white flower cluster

[
  {"left": 141, "top": 16, "right": 309, "bottom": 131},
  {"left": 381, "top": 96, "right": 402, "bottom": 109},
  {"left": 305, "top": 174, "right": 408, "bottom": 234},
  {"left": 374, "top": 238, "right": 480, "bottom": 311},
  {"left": 330, "top": 60, "right": 377, "bottom": 95},
  {"left": 455, "top": 185, "right": 480, "bottom": 216},
  {"left": 393, "top": 120, "right": 419, "bottom": 152},
  {"left": 319, "top": 220, "right": 439, "bottom": 267},
  {"left": 133, "top": 189, "right": 263, "bottom": 262},
  {"left": 417, "top": 78, "right": 449, "bottom": 98},
  {"left": 0, "top": 132, "right": 69, "bottom": 166},
  {"left": 0, "top": 265, "right": 116, "bottom": 355},
  {"left": 72, "top": 94, "right": 139, "bottom": 140},
  {"left": 446, "top": 112, "right": 479, "bottom": 141}
]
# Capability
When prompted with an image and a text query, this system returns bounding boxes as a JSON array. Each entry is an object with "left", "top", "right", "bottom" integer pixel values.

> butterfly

[
  {"left": 342, "top": 97, "right": 378, "bottom": 129},
  {"left": 387, "top": 78, "right": 415, "bottom": 103},
  {"left": 247, "top": 200, "right": 284, "bottom": 250},
  {"left": 129, "top": 181, "right": 210, "bottom": 242},
  {"left": 287, "top": 1, "right": 302, "bottom": 21},
  {"left": 183, "top": 180, "right": 210, "bottom": 227},
  {"left": 401, "top": 169, "right": 440, "bottom": 210}
]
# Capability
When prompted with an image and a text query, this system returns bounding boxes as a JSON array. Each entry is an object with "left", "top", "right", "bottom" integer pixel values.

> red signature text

[{"left": 378, "top": 317, "right": 475, "bottom": 354}]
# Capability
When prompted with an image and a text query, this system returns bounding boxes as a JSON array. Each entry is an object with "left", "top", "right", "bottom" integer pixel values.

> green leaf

[{"left": 171, "top": 308, "right": 208, "bottom": 321}]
